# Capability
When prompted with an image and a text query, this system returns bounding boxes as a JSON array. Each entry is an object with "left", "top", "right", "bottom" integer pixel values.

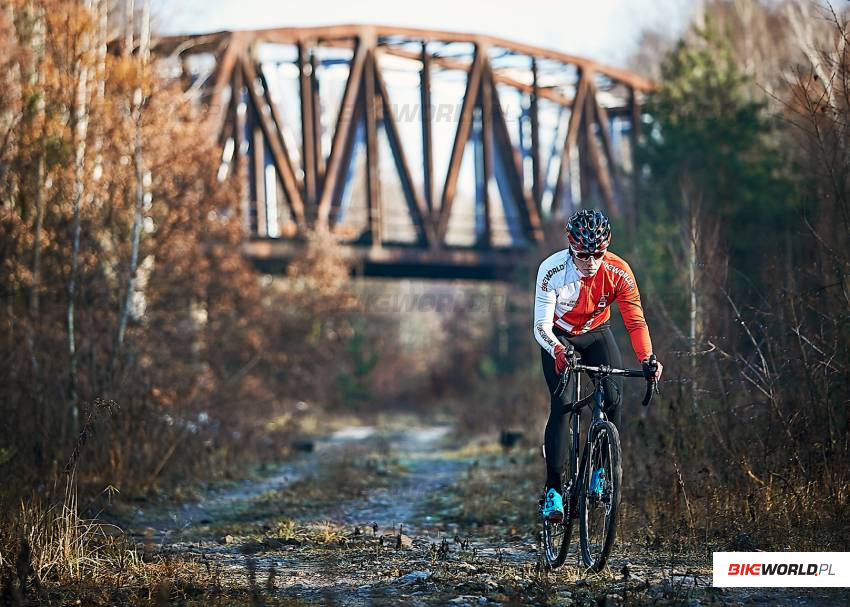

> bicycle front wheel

[{"left": 579, "top": 421, "right": 622, "bottom": 572}]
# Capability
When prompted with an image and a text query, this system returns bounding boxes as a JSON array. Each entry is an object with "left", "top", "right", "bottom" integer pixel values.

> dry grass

[
  {"left": 0, "top": 477, "right": 180, "bottom": 603},
  {"left": 622, "top": 468, "right": 850, "bottom": 555},
  {"left": 0, "top": 476, "right": 313, "bottom": 605},
  {"left": 439, "top": 435, "right": 850, "bottom": 558}
]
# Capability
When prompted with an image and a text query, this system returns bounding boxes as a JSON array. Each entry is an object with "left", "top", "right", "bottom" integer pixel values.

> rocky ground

[{"left": 107, "top": 419, "right": 846, "bottom": 606}]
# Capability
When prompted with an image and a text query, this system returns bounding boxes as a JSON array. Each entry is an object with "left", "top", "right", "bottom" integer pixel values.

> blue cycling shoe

[
  {"left": 542, "top": 488, "right": 564, "bottom": 522},
  {"left": 589, "top": 467, "right": 607, "bottom": 498}
]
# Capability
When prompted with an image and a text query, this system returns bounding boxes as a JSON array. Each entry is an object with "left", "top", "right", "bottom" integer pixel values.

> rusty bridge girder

[{"left": 156, "top": 25, "right": 654, "bottom": 278}]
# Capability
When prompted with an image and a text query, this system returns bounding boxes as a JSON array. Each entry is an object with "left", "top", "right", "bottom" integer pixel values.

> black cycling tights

[{"left": 540, "top": 324, "right": 623, "bottom": 493}]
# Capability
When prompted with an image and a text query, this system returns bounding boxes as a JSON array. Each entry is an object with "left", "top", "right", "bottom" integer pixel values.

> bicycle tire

[{"left": 579, "top": 421, "right": 622, "bottom": 572}]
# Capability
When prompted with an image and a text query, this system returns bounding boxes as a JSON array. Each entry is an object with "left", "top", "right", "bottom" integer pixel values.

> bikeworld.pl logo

[
  {"left": 728, "top": 563, "right": 835, "bottom": 577},
  {"left": 713, "top": 552, "right": 849, "bottom": 587}
]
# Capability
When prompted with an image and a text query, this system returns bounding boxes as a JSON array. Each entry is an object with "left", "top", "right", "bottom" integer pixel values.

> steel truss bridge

[{"left": 157, "top": 25, "right": 653, "bottom": 278}]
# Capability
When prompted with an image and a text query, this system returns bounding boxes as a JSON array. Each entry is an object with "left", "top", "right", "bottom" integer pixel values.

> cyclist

[{"left": 534, "top": 209, "right": 663, "bottom": 522}]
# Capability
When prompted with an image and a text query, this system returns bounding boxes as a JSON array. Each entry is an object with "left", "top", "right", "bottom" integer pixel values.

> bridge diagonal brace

[
  {"left": 327, "top": 93, "right": 365, "bottom": 232},
  {"left": 317, "top": 37, "right": 370, "bottom": 229},
  {"left": 489, "top": 67, "right": 544, "bottom": 244},
  {"left": 256, "top": 63, "right": 305, "bottom": 195},
  {"left": 437, "top": 46, "right": 485, "bottom": 244},
  {"left": 240, "top": 57, "right": 307, "bottom": 228},
  {"left": 582, "top": 82, "right": 618, "bottom": 217},
  {"left": 590, "top": 84, "right": 616, "bottom": 175},
  {"left": 587, "top": 81, "right": 624, "bottom": 217},
  {"left": 552, "top": 73, "right": 589, "bottom": 219},
  {"left": 373, "top": 55, "right": 437, "bottom": 248},
  {"left": 205, "top": 33, "right": 244, "bottom": 139}
]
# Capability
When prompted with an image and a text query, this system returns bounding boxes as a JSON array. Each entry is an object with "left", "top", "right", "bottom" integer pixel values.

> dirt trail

[
  {"left": 121, "top": 424, "right": 847, "bottom": 606},
  {"left": 124, "top": 425, "right": 393, "bottom": 539}
]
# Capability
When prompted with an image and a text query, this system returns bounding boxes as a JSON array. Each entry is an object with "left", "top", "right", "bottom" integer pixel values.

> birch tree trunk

[
  {"left": 67, "top": 0, "right": 93, "bottom": 435},
  {"left": 23, "top": 2, "right": 47, "bottom": 370},
  {"left": 688, "top": 202, "right": 698, "bottom": 412},
  {"left": 96, "top": 0, "right": 107, "bottom": 101},
  {"left": 123, "top": 0, "right": 134, "bottom": 57},
  {"left": 111, "top": 0, "right": 149, "bottom": 387},
  {"left": 29, "top": 2, "right": 46, "bottom": 324},
  {"left": 680, "top": 176, "right": 700, "bottom": 413}
]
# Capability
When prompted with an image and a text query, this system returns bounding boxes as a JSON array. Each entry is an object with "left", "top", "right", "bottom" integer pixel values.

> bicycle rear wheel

[{"left": 579, "top": 421, "right": 621, "bottom": 572}]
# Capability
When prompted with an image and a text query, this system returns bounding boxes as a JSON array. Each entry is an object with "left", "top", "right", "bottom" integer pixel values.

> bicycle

[{"left": 539, "top": 347, "right": 658, "bottom": 572}]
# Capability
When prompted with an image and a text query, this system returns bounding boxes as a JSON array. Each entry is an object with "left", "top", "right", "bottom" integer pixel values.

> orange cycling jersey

[{"left": 533, "top": 248, "right": 652, "bottom": 362}]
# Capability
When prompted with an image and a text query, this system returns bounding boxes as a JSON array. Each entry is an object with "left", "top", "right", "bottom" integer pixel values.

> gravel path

[{"left": 121, "top": 424, "right": 848, "bottom": 606}]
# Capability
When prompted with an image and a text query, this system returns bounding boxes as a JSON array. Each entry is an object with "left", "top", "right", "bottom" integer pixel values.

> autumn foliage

[{"left": 0, "top": 1, "right": 356, "bottom": 502}]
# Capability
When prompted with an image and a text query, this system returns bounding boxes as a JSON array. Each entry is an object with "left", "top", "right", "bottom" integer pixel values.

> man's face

[{"left": 571, "top": 247, "right": 606, "bottom": 277}]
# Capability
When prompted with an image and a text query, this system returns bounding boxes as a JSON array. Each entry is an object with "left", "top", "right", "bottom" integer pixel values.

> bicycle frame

[
  {"left": 556, "top": 353, "right": 657, "bottom": 514},
  {"left": 563, "top": 370, "right": 609, "bottom": 520}
]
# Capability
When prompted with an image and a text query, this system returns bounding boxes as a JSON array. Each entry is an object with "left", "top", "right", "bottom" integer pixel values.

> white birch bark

[
  {"left": 112, "top": 0, "right": 150, "bottom": 383},
  {"left": 67, "top": 0, "right": 94, "bottom": 429}
]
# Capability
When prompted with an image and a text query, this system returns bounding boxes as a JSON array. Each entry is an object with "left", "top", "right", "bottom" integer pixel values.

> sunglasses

[{"left": 572, "top": 248, "right": 606, "bottom": 260}]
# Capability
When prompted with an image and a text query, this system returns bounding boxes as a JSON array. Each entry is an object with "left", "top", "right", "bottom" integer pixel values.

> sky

[{"left": 150, "top": 0, "right": 696, "bottom": 69}]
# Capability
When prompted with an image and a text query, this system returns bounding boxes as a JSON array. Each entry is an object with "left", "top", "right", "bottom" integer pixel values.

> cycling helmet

[{"left": 565, "top": 209, "right": 611, "bottom": 253}]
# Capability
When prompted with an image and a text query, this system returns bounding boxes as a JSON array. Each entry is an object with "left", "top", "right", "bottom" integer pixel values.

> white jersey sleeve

[{"left": 533, "top": 254, "right": 565, "bottom": 358}]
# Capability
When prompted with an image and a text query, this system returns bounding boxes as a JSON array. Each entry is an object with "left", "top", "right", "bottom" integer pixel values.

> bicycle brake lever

[
  {"left": 566, "top": 345, "right": 578, "bottom": 372},
  {"left": 641, "top": 379, "right": 655, "bottom": 407}
]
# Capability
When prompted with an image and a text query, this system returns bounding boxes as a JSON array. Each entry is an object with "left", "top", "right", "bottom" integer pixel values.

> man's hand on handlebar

[
  {"left": 639, "top": 354, "right": 662, "bottom": 407},
  {"left": 642, "top": 354, "right": 663, "bottom": 382},
  {"left": 554, "top": 345, "right": 568, "bottom": 375},
  {"left": 554, "top": 344, "right": 577, "bottom": 375}
]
